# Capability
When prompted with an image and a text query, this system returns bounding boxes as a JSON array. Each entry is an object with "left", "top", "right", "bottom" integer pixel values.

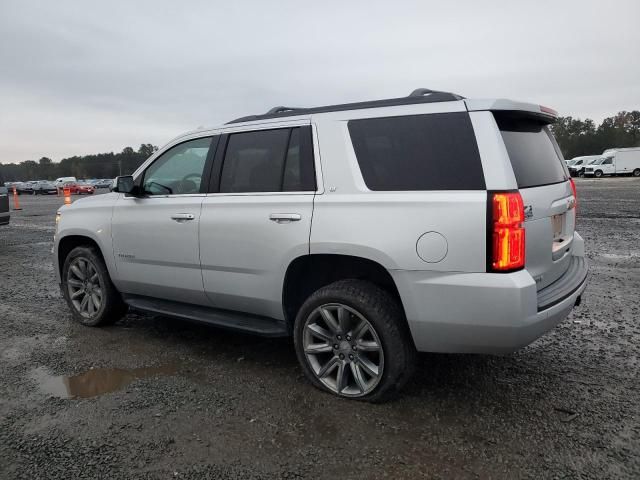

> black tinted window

[
  {"left": 495, "top": 114, "right": 567, "bottom": 188},
  {"left": 220, "top": 127, "right": 315, "bottom": 193},
  {"left": 348, "top": 113, "right": 485, "bottom": 191}
]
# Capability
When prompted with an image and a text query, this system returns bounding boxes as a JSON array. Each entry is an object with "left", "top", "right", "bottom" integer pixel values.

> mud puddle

[{"left": 30, "top": 364, "right": 178, "bottom": 399}]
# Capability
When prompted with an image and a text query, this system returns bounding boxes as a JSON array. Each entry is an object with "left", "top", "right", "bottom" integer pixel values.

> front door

[
  {"left": 199, "top": 125, "right": 317, "bottom": 320},
  {"left": 601, "top": 157, "right": 615, "bottom": 174},
  {"left": 111, "top": 136, "right": 215, "bottom": 305}
]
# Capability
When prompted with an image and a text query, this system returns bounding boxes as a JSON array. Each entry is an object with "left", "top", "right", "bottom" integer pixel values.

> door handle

[
  {"left": 269, "top": 213, "right": 301, "bottom": 223},
  {"left": 171, "top": 213, "right": 195, "bottom": 222}
]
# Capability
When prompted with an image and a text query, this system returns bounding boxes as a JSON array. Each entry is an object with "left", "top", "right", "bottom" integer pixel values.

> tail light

[
  {"left": 488, "top": 192, "right": 525, "bottom": 272},
  {"left": 569, "top": 178, "right": 578, "bottom": 213}
]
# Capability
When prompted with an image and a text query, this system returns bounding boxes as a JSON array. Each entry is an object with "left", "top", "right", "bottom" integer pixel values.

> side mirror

[{"left": 113, "top": 175, "right": 136, "bottom": 194}]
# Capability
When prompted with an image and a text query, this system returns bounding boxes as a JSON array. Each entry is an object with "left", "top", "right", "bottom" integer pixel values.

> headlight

[{"left": 55, "top": 212, "right": 61, "bottom": 232}]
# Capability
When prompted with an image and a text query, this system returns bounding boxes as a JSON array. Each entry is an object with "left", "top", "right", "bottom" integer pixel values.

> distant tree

[
  {"left": 138, "top": 144, "right": 158, "bottom": 158},
  {"left": 1, "top": 144, "right": 158, "bottom": 181},
  {"left": 551, "top": 110, "right": 640, "bottom": 159}
]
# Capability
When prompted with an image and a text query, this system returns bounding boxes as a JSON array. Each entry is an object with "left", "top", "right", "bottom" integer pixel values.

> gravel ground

[{"left": 1, "top": 179, "right": 638, "bottom": 479}]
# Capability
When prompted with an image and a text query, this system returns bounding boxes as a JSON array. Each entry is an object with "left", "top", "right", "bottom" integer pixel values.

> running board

[{"left": 123, "top": 295, "right": 289, "bottom": 337}]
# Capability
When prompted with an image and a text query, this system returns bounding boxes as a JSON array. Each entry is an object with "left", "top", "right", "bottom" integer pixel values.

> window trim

[
  {"left": 207, "top": 125, "right": 317, "bottom": 195},
  {"left": 132, "top": 136, "right": 218, "bottom": 198}
]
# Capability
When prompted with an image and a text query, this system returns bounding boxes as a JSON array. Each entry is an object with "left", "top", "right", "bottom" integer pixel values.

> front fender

[{"left": 54, "top": 197, "right": 117, "bottom": 284}]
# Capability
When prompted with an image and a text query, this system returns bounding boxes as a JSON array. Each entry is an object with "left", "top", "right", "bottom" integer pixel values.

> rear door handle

[
  {"left": 171, "top": 213, "right": 195, "bottom": 222},
  {"left": 269, "top": 213, "right": 301, "bottom": 223}
]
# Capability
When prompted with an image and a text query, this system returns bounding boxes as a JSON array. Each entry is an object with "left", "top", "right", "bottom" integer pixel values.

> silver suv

[{"left": 54, "top": 89, "right": 588, "bottom": 401}]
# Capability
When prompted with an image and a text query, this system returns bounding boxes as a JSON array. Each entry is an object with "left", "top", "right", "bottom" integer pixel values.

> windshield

[
  {"left": 566, "top": 159, "right": 576, "bottom": 165},
  {"left": 587, "top": 158, "right": 601, "bottom": 165}
]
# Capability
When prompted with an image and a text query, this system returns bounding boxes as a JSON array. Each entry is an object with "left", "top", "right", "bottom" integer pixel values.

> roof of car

[
  {"left": 226, "top": 88, "right": 464, "bottom": 124},
  {"left": 167, "top": 89, "right": 558, "bottom": 145}
]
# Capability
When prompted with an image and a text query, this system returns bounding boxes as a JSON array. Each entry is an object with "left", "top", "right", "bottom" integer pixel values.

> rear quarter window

[
  {"left": 348, "top": 112, "right": 485, "bottom": 191},
  {"left": 495, "top": 113, "right": 568, "bottom": 188}
]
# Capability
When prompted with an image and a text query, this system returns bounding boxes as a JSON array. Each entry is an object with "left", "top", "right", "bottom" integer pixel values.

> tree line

[
  {"left": 0, "top": 144, "right": 158, "bottom": 182},
  {"left": 550, "top": 110, "right": 640, "bottom": 159},
  {"left": 1, "top": 111, "right": 639, "bottom": 182}
]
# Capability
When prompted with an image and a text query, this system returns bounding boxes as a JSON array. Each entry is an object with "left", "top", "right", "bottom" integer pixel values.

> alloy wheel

[
  {"left": 302, "top": 303, "right": 384, "bottom": 397},
  {"left": 67, "top": 257, "right": 104, "bottom": 318}
]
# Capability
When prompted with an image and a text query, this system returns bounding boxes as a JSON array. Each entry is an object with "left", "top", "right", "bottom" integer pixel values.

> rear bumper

[{"left": 392, "top": 232, "right": 588, "bottom": 354}]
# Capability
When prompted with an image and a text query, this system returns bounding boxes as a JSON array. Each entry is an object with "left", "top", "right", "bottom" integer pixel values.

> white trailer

[{"left": 584, "top": 147, "right": 640, "bottom": 177}]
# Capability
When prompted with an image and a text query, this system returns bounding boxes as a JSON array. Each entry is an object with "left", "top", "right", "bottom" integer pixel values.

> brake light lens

[
  {"left": 569, "top": 178, "right": 578, "bottom": 212},
  {"left": 490, "top": 192, "right": 525, "bottom": 272},
  {"left": 540, "top": 105, "right": 558, "bottom": 116}
]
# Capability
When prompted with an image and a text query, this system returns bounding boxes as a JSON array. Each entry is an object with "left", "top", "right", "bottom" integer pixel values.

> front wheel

[
  {"left": 294, "top": 279, "right": 416, "bottom": 402},
  {"left": 594, "top": 170, "right": 603, "bottom": 178},
  {"left": 61, "top": 246, "right": 127, "bottom": 326},
  {"left": 633, "top": 169, "right": 640, "bottom": 177}
]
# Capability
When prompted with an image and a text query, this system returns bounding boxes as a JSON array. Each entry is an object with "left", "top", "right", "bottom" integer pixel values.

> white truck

[
  {"left": 584, "top": 148, "right": 640, "bottom": 178},
  {"left": 54, "top": 176, "right": 77, "bottom": 187}
]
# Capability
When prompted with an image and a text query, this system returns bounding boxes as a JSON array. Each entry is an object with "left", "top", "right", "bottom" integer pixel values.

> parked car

[
  {"left": 17, "top": 181, "right": 39, "bottom": 194},
  {"left": 566, "top": 155, "right": 601, "bottom": 177},
  {"left": 94, "top": 179, "right": 114, "bottom": 188},
  {"left": 33, "top": 181, "right": 59, "bottom": 195},
  {"left": 55, "top": 177, "right": 77, "bottom": 187},
  {"left": 584, "top": 147, "right": 640, "bottom": 177},
  {"left": 54, "top": 88, "right": 587, "bottom": 401},
  {"left": 4, "top": 181, "right": 22, "bottom": 193},
  {"left": 61, "top": 182, "right": 95, "bottom": 195},
  {"left": 0, "top": 173, "right": 9, "bottom": 226}
]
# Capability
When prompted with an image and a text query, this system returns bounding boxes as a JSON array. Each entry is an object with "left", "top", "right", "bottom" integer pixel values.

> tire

[
  {"left": 61, "top": 245, "right": 127, "bottom": 327},
  {"left": 293, "top": 279, "right": 416, "bottom": 402},
  {"left": 594, "top": 170, "right": 603, "bottom": 178},
  {"left": 633, "top": 169, "right": 640, "bottom": 177}
]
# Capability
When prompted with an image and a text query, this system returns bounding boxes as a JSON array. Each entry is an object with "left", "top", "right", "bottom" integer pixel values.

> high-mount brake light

[
  {"left": 540, "top": 105, "right": 558, "bottom": 116},
  {"left": 489, "top": 192, "right": 525, "bottom": 272}
]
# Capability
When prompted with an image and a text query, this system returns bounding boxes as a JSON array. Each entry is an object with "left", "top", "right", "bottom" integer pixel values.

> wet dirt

[{"left": 1, "top": 180, "right": 639, "bottom": 479}]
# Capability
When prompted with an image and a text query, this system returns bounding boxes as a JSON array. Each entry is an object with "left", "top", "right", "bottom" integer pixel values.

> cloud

[{"left": 1, "top": 0, "right": 638, "bottom": 162}]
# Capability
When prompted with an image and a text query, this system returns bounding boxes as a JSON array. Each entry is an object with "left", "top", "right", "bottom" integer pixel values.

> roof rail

[
  {"left": 265, "top": 106, "right": 302, "bottom": 115},
  {"left": 409, "top": 88, "right": 465, "bottom": 100},
  {"left": 226, "top": 88, "right": 465, "bottom": 124}
]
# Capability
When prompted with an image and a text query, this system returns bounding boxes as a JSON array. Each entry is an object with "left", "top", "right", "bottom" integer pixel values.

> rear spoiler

[{"left": 465, "top": 98, "right": 558, "bottom": 124}]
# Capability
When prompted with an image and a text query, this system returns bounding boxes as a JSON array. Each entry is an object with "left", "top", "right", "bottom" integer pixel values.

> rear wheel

[
  {"left": 61, "top": 246, "right": 127, "bottom": 326},
  {"left": 633, "top": 169, "right": 640, "bottom": 177},
  {"left": 594, "top": 170, "right": 603, "bottom": 178},
  {"left": 293, "top": 279, "right": 416, "bottom": 402}
]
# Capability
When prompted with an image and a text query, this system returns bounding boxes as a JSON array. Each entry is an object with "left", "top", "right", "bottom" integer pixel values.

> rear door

[
  {"left": 495, "top": 113, "right": 575, "bottom": 290},
  {"left": 199, "top": 124, "right": 316, "bottom": 320}
]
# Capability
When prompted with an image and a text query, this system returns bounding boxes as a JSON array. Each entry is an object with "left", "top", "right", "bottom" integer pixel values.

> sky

[{"left": 0, "top": 0, "right": 638, "bottom": 163}]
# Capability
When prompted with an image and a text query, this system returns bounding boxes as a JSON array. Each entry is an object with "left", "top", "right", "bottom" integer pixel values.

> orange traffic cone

[
  {"left": 64, "top": 187, "right": 71, "bottom": 205},
  {"left": 12, "top": 186, "right": 22, "bottom": 211}
]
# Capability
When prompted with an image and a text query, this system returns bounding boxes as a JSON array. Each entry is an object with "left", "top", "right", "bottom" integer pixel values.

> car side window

[
  {"left": 142, "top": 137, "right": 212, "bottom": 195},
  {"left": 603, "top": 158, "right": 613, "bottom": 164},
  {"left": 219, "top": 127, "right": 315, "bottom": 193}
]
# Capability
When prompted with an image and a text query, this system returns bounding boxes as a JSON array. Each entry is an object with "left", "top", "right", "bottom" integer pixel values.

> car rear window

[
  {"left": 348, "top": 112, "right": 485, "bottom": 191},
  {"left": 494, "top": 113, "right": 567, "bottom": 188}
]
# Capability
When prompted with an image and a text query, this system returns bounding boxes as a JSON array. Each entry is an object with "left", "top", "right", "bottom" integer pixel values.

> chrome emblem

[{"left": 524, "top": 205, "right": 534, "bottom": 219}]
